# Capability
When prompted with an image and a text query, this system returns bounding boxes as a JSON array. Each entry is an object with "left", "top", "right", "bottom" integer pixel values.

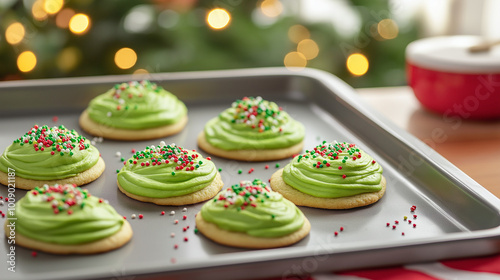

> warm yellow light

[
  {"left": 346, "top": 53, "right": 369, "bottom": 76},
  {"left": 32, "top": 0, "right": 48, "bottom": 21},
  {"left": 377, "top": 19, "right": 399, "bottom": 40},
  {"left": 288, "top": 25, "right": 310, "bottom": 44},
  {"left": 284, "top": 51, "right": 307, "bottom": 70},
  {"left": 17, "top": 51, "right": 37, "bottom": 73},
  {"left": 260, "top": 0, "right": 283, "bottom": 18},
  {"left": 69, "top": 13, "right": 90, "bottom": 34},
  {"left": 115, "top": 48, "right": 137, "bottom": 70},
  {"left": 56, "top": 8, "right": 75, "bottom": 28},
  {"left": 206, "top": 8, "right": 231, "bottom": 30},
  {"left": 43, "top": 0, "right": 63, "bottom": 15},
  {"left": 297, "top": 39, "right": 319, "bottom": 60},
  {"left": 5, "top": 22, "right": 25, "bottom": 45},
  {"left": 57, "top": 47, "right": 81, "bottom": 72},
  {"left": 133, "top": 68, "right": 149, "bottom": 75}
]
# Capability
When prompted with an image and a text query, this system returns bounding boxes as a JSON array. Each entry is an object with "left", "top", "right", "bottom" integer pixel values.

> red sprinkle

[
  {"left": 413, "top": 224, "right": 416, "bottom": 228},
  {"left": 413, "top": 215, "right": 417, "bottom": 219},
  {"left": 386, "top": 223, "right": 390, "bottom": 227},
  {"left": 372, "top": 160, "right": 376, "bottom": 164},
  {"left": 67, "top": 209, "right": 73, "bottom": 215},
  {"left": 248, "top": 168, "right": 254, "bottom": 174},
  {"left": 174, "top": 244, "right": 178, "bottom": 249},
  {"left": 342, "top": 174, "right": 347, "bottom": 179},
  {"left": 161, "top": 211, "right": 165, "bottom": 216},
  {"left": 334, "top": 231, "right": 338, "bottom": 236},
  {"left": 184, "top": 237, "right": 188, "bottom": 242},
  {"left": 183, "top": 227, "right": 187, "bottom": 232},
  {"left": 392, "top": 225, "right": 396, "bottom": 229},
  {"left": 402, "top": 232, "right": 405, "bottom": 236},
  {"left": 408, "top": 220, "right": 412, "bottom": 224},
  {"left": 265, "top": 165, "right": 269, "bottom": 169},
  {"left": 131, "top": 149, "right": 136, "bottom": 153},
  {"left": 395, "top": 220, "right": 399, "bottom": 225},
  {"left": 138, "top": 214, "right": 144, "bottom": 219},
  {"left": 340, "top": 227, "right": 344, "bottom": 231},
  {"left": 182, "top": 215, "right": 187, "bottom": 220},
  {"left": 338, "top": 166, "right": 342, "bottom": 170},
  {"left": 52, "top": 116, "right": 58, "bottom": 123},
  {"left": 206, "top": 157, "right": 211, "bottom": 160},
  {"left": 123, "top": 216, "right": 127, "bottom": 219},
  {"left": 31, "top": 251, "right": 37, "bottom": 257}
]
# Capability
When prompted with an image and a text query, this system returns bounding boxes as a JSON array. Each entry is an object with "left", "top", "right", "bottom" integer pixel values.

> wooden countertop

[{"left": 357, "top": 86, "right": 500, "bottom": 198}]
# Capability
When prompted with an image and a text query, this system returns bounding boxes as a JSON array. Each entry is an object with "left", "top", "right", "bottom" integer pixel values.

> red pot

[{"left": 406, "top": 36, "right": 500, "bottom": 119}]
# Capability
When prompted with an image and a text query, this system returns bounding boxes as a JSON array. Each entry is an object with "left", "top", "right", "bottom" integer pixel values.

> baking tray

[{"left": 1, "top": 68, "right": 500, "bottom": 280}]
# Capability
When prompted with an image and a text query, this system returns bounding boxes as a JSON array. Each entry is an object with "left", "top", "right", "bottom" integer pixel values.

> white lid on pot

[{"left": 406, "top": 36, "right": 500, "bottom": 74}]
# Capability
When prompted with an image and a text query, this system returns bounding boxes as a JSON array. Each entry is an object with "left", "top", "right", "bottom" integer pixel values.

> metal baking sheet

[{"left": 1, "top": 68, "right": 500, "bottom": 280}]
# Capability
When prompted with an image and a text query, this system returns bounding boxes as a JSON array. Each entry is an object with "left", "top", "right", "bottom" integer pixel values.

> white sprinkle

[
  {"left": 182, "top": 208, "right": 187, "bottom": 212},
  {"left": 104, "top": 200, "right": 109, "bottom": 204},
  {"left": 131, "top": 214, "right": 137, "bottom": 219},
  {"left": 115, "top": 151, "right": 122, "bottom": 157},
  {"left": 159, "top": 141, "right": 166, "bottom": 147},
  {"left": 91, "top": 141, "right": 96, "bottom": 145},
  {"left": 170, "top": 211, "right": 175, "bottom": 215},
  {"left": 0, "top": 201, "right": 3, "bottom": 206},
  {"left": 170, "top": 232, "right": 175, "bottom": 238},
  {"left": 118, "top": 98, "right": 125, "bottom": 104},
  {"left": 97, "top": 137, "right": 103, "bottom": 143},
  {"left": 107, "top": 112, "right": 112, "bottom": 117}
]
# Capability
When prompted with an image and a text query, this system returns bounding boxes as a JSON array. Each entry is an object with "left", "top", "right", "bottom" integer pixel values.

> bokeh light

[
  {"left": 56, "top": 8, "right": 75, "bottom": 28},
  {"left": 133, "top": 68, "right": 149, "bottom": 75},
  {"left": 5, "top": 22, "right": 25, "bottom": 45},
  {"left": 206, "top": 8, "right": 231, "bottom": 30},
  {"left": 297, "top": 39, "right": 319, "bottom": 60},
  {"left": 43, "top": 0, "right": 64, "bottom": 15},
  {"left": 377, "top": 19, "right": 399, "bottom": 40},
  {"left": 17, "top": 51, "right": 37, "bottom": 73},
  {"left": 69, "top": 13, "right": 90, "bottom": 34},
  {"left": 288, "top": 25, "right": 310, "bottom": 44},
  {"left": 56, "top": 47, "right": 81, "bottom": 72},
  {"left": 32, "top": 0, "right": 48, "bottom": 21},
  {"left": 115, "top": 48, "right": 137, "bottom": 69},
  {"left": 346, "top": 53, "right": 369, "bottom": 76},
  {"left": 284, "top": 51, "right": 307, "bottom": 70},
  {"left": 260, "top": 0, "right": 283, "bottom": 18}
]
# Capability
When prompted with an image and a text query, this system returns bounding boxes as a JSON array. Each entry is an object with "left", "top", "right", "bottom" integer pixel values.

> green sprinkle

[
  {"left": 218, "top": 168, "right": 222, "bottom": 172},
  {"left": 275, "top": 163, "right": 280, "bottom": 168},
  {"left": 60, "top": 152, "right": 64, "bottom": 156},
  {"left": 121, "top": 157, "right": 125, "bottom": 162},
  {"left": 194, "top": 228, "right": 199, "bottom": 234},
  {"left": 171, "top": 172, "right": 175, "bottom": 176},
  {"left": 271, "top": 214, "right": 275, "bottom": 219},
  {"left": 80, "top": 202, "right": 85, "bottom": 209},
  {"left": 116, "top": 169, "right": 120, "bottom": 173},
  {"left": 238, "top": 169, "right": 242, "bottom": 174}
]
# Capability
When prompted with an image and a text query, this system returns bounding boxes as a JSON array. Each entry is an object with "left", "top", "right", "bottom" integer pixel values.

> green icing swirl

[
  {"left": 10, "top": 184, "right": 124, "bottom": 245},
  {"left": 87, "top": 80, "right": 187, "bottom": 129},
  {"left": 117, "top": 142, "right": 217, "bottom": 198},
  {"left": 204, "top": 96, "right": 304, "bottom": 150},
  {"left": 283, "top": 141, "right": 383, "bottom": 198},
  {"left": 200, "top": 179, "right": 305, "bottom": 238},
  {"left": 0, "top": 125, "right": 100, "bottom": 180}
]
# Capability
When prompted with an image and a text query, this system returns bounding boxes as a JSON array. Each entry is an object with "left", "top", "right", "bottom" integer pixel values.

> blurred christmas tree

[{"left": 0, "top": 0, "right": 418, "bottom": 87}]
